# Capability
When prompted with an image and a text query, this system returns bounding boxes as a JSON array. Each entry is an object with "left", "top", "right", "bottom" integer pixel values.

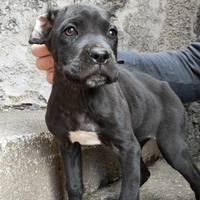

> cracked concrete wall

[
  {"left": 0, "top": 0, "right": 199, "bottom": 107},
  {"left": 115, "top": 0, "right": 199, "bottom": 52},
  {"left": 194, "top": 3, "right": 200, "bottom": 36},
  {"left": 0, "top": 0, "right": 73, "bottom": 108}
]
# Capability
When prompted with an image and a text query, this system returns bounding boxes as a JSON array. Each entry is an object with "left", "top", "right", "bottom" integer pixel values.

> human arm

[{"left": 118, "top": 37, "right": 200, "bottom": 103}]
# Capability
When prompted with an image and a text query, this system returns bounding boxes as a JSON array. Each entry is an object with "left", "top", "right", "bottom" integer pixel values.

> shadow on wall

[{"left": 194, "top": 4, "right": 200, "bottom": 37}]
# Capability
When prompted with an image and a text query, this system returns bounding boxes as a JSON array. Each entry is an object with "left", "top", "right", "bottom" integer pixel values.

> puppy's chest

[
  {"left": 70, "top": 130, "right": 101, "bottom": 145},
  {"left": 67, "top": 114, "right": 101, "bottom": 146}
]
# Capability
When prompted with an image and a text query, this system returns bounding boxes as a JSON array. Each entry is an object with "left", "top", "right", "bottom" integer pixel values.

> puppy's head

[{"left": 29, "top": 3, "right": 119, "bottom": 88}]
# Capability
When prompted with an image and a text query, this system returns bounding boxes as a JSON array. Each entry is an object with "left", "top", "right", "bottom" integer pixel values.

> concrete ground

[{"left": 85, "top": 159, "right": 200, "bottom": 200}]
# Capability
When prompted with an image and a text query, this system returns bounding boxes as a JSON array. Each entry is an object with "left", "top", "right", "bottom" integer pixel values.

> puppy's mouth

[{"left": 84, "top": 74, "right": 108, "bottom": 88}]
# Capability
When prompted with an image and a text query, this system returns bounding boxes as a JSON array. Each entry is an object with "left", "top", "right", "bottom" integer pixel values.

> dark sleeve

[{"left": 117, "top": 37, "right": 200, "bottom": 103}]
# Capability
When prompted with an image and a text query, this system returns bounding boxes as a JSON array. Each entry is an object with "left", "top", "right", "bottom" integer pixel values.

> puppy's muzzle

[
  {"left": 89, "top": 48, "right": 109, "bottom": 64},
  {"left": 82, "top": 47, "right": 117, "bottom": 88}
]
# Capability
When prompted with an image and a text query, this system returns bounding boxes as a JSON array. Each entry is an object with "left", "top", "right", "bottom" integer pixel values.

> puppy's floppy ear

[{"left": 29, "top": 8, "right": 59, "bottom": 44}]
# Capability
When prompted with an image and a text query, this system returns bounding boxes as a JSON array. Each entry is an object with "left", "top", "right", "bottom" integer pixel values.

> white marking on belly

[{"left": 69, "top": 131, "right": 101, "bottom": 145}]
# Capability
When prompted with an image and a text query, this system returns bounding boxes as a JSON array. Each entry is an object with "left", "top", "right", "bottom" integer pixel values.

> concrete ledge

[
  {"left": 0, "top": 111, "right": 122, "bottom": 199},
  {"left": 0, "top": 110, "right": 159, "bottom": 199},
  {"left": 0, "top": 111, "right": 64, "bottom": 199}
]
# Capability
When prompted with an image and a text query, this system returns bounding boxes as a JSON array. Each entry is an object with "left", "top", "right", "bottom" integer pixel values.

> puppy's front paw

[{"left": 103, "top": 194, "right": 119, "bottom": 200}]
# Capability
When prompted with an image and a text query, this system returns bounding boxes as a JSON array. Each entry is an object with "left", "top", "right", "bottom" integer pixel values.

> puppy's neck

[
  {"left": 53, "top": 81, "right": 86, "bottom": 96},
  {"left": 52, "top": 76, "right": 103, "bottom": 113},
  {"left": 53, "top": 78, "right": 97, "bottom": 100}
]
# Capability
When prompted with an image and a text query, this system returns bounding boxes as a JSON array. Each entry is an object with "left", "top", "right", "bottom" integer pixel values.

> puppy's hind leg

[{"left": 156, "top": 133, "right": 200, "bottom": 200}]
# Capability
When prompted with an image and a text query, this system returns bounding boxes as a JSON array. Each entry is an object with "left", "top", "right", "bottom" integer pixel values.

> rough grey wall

[
  {"left": 194, "top": 3, "right": 200, "bottom": 36},
  {"left": 115, "top": 0, "right": 198, "bottom": 52},
  {"left": 0, "top": 0, "right": 200, "bottom": 155},
  {"left": 185, "top": 101, "right": 200, "bottom": 156},
  {"left": 0, "top": 0, "right": 72, "bottom": 108},
  {"left": 0, "top": 0, "right": 199, "bottom": 107},
  {"left": 0, "top": 0, "right": 50, "bottom": 107}
]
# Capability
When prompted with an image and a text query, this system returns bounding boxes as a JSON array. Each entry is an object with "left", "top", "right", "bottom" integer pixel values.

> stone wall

[
  {"left": 194, "top": 3, "right": 200, "bottom": 36},
  {"left": 0, "top": 0, "right": 199, "bottom": 107},
  {"left": 185, "top": 101, "right": 200, "bottom": 156},
  {"left": 0, "top": 0, "right": 200, "bottom": 155}
]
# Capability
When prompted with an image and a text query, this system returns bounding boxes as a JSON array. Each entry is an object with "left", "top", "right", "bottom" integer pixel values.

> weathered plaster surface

[
  {"left": 0, "top": 0, "right": 199, "bottom": 153},
  {"left": 0, "top": 0, "right": 199, "bottom": 107},
  {"left": 0, "top": 0, "right": 73, "bottom": 107}
]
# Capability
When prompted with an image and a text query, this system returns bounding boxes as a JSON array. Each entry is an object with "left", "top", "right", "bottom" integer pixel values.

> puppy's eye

[
  {"left": 108, "top": 29, "right": 117, "bottom": 39},
  {"left": 65, "top": 27, "right": 77, "bottom": 36}
]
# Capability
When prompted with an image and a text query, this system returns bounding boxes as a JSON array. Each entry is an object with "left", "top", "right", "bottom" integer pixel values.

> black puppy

[{"left": 29, "top": 3, "right": 200, "bottom": 200}]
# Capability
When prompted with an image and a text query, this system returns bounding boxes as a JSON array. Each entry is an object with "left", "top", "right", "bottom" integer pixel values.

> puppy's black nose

[{"left": 90, "top": 49, "right": 109, "bottom": 63}]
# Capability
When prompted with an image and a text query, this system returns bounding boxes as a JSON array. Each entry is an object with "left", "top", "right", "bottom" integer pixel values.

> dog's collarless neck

[{"left": 52, "top": 81, "right": 102, "bottom": 103}]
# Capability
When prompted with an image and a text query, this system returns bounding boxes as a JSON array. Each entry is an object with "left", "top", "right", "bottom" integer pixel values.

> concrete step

[
  {"left": 83, "top": 159, "right": 200, "bottom": 200},
  {"left": 0, "top": 110, "right": 122, "bottom": 200},
  {"left": 0, "top": 110, "right": 176, "bottom": 200}
]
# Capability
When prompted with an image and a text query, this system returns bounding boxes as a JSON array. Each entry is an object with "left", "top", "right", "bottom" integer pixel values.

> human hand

[{"left": 31, "top": 44, "right": 54, "bottom": 84}]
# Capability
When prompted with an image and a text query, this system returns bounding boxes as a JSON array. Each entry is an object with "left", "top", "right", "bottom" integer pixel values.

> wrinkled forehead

[{"left": 56, "top": 3, "right": 110, "bottom": 28}]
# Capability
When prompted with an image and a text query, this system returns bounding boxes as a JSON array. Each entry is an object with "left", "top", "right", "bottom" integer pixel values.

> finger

[
  {"left": 46, "top": 67, "right": 54, "bottom": 84},
  {"left": 46, "top": 71, "right": 54, "bottom": 84},
  {"left": 36, "top": 55, "right": 54, "bottom": 70},
  {"left": 31, "top": 44, "right": 50, "bottom": 57}
]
